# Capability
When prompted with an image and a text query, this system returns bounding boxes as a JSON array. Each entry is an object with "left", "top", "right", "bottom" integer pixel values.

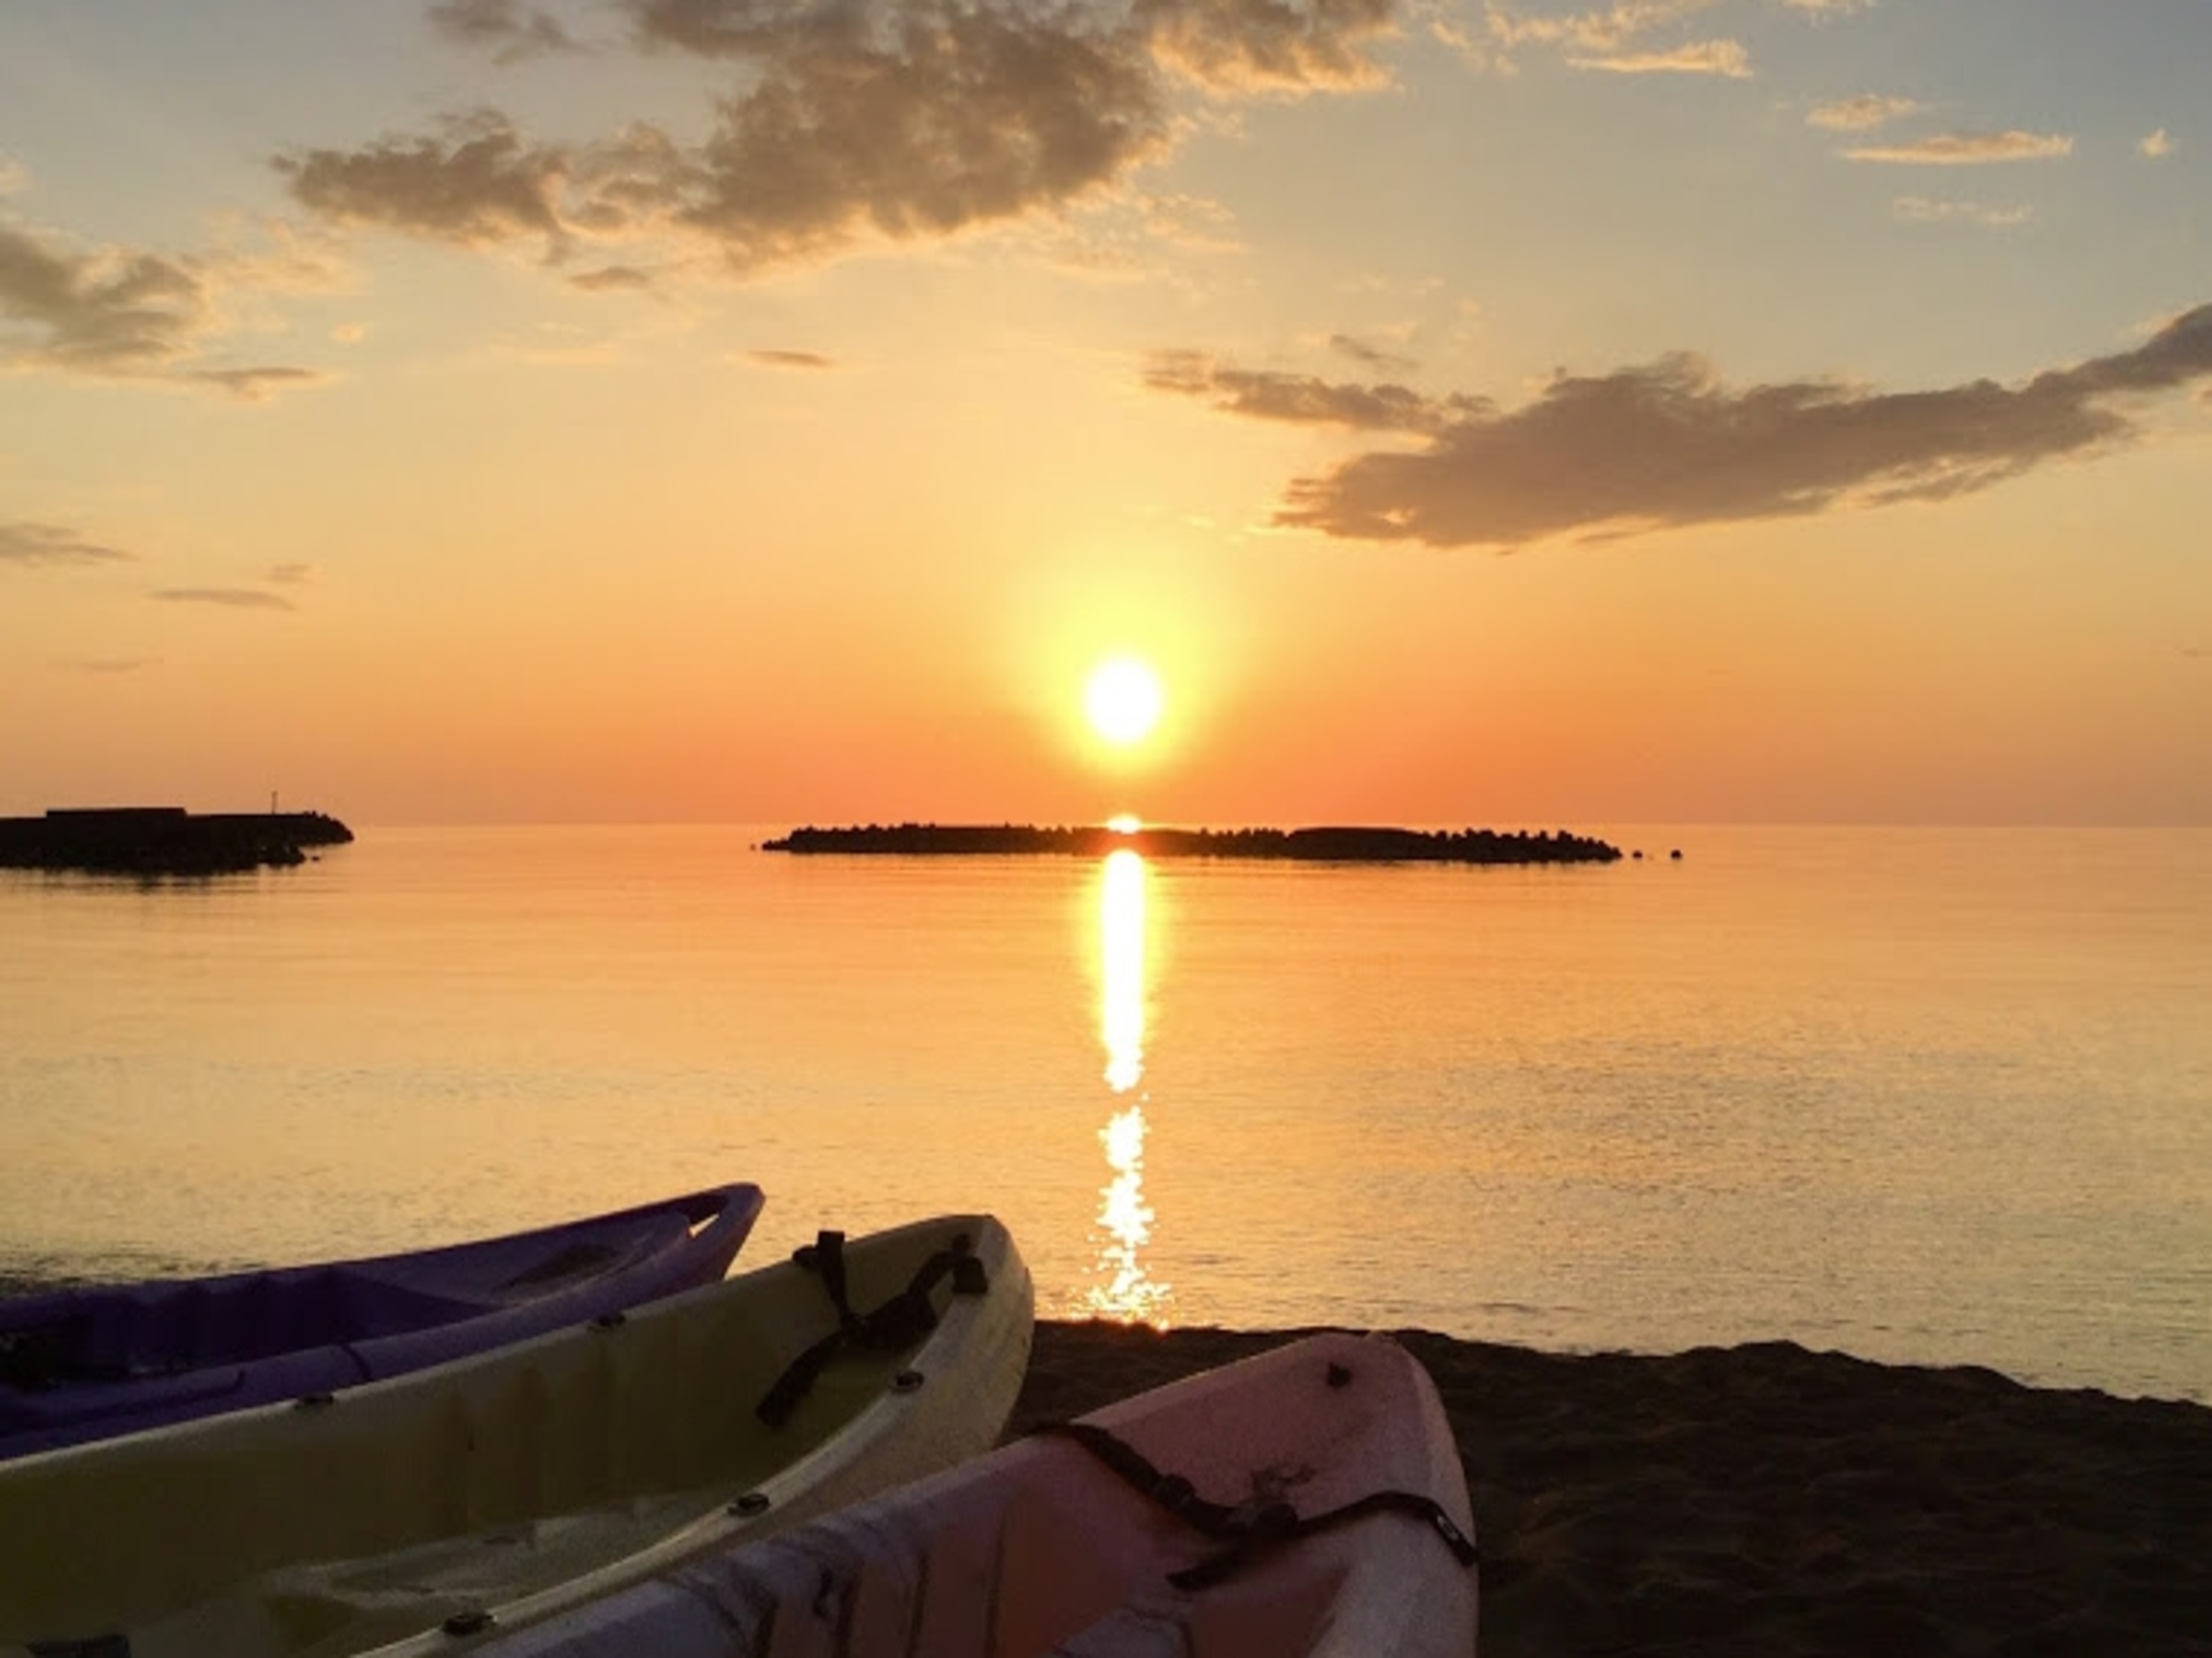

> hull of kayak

[
  {"left": 463, "top": 1330, "right": 1477, "bottom": 1658},
  {"left": 0, "top": 1182, "right": 763, "bottom": 1459},
  {"left": 0, "top": 1215, "right": 1030, "bottom": 1658}
]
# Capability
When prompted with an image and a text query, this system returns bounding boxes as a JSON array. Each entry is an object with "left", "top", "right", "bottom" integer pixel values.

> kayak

[
  {"left": 0, "top": 1182, "right": 763, "bottom": 1461},
  {"left": 455, "top": 1330, "right": 1477, "bottom": 1657},
  {"left": 0, "top": 1214, "right": 1032, "bottom": 1658}
]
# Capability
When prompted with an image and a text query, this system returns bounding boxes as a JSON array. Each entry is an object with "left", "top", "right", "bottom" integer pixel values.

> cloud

[
  {"left": 427, "top": 0, "right": 585, "bottom": 60},
  {"left": 1844, "top": 130, "right": 2075, "bottom": 165},
  {"left": 53, "top": 656, "right": 155, "bottom": 675},
  {"left": 1146, "top": 348, "right": 1482, "bottom": 431},
  {"left": 184, "top": 366, "right": 330, "bottom": 400},
  {"left": 1476, "top": 1, "right": 1836, "bottom": 76},
  {"left": 0, "top": 215, "right": 322, "bottom": 391},
  {"left": 1894, "top": 195, "right": 2030, "bottom": 229},
  {"left": 568, "top": 264, "right": 658, "bottom": 291},
  {"left": 2139, "top": 129, "right": 2175, "bottom": 160},
  {"left": 266, "top": 561, "right": 315, "bottom": 584},
  {"left": 277, "top": 112, "right": 575, "bottom": 248},
  {"left": 0, "top": 522, "right": 135, "bottom": 567},
  {"left": 747, "top": 348, "right": 835, "bottom": 368},
  {"left": 280, "top": 42, "right": 1168, "bottom": 269},
  {"left": 1149, "top": 302, "right": 2212, "bottom": 548},
  {"left": 1134, "top": 0, "right": 1399, "bottom": 94},
  {"left": 1331, "top": 332, "right": 1415, "bottom": 371},
  {"left": 1, "top": 222, "right": 213, "bottom": 371},
  {"left": 1482, "top": 0, "right": 1718, "bottom": 55},
  {"left": 287, "top": 0, "right": 1397, "bottom": 278},
  {"left": 1807, "top": 94, "right": 1920, "bottom": 131},
  {"left": 150, "top": 586, "right": 296, "bottom": 610},
  {"left": 1569, "top": 37, "right": 1749, "bottom": 76},
  {"left": 623, "top": 0, "right": 1399, "bottom": 89}
]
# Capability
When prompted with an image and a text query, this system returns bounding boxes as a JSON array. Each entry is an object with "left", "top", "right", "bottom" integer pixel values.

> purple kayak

[{"left": 0, "top": 1181, "right": 762, "bottom": 1461}]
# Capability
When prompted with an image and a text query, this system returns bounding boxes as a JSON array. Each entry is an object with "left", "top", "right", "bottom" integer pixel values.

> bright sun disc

[{"left": 1085, "top": 659, "right": 1164, "bottom": 746}]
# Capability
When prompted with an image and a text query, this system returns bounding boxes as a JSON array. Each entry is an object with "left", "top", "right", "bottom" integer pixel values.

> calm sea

[{"left": 2, "top": 825, "right": 2206, "bottom": 1402}]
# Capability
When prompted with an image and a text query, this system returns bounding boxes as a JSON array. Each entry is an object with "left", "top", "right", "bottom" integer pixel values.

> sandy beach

[{"left": 1012, "top": 1322, "right": 2212, "bottom": 1657}]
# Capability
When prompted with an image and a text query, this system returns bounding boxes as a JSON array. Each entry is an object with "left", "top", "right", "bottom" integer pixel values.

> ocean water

[{"left": 1, "top": 824, "right": 2206, "bottom": 1402}]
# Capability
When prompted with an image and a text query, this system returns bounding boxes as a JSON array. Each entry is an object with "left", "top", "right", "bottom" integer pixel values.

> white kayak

[
  {"left": 461, "top": 1330, "right": 1478, "bottom": 1657},
  {"left": 0, "top": 1215, "right": 1033, "bottom": 1658}
]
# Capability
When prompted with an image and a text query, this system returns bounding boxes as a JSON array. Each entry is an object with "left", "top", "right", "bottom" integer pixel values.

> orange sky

[{"left": 3, "top": 1, "right": 2208, "bottom": 825}]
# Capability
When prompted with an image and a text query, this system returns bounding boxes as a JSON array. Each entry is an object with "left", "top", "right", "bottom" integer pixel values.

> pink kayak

[{"left": 463, "top": 1329, "right": 1479, "bottom": 1657}]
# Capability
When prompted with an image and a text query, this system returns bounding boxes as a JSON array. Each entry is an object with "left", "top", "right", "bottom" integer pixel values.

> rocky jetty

[
  {"left": 0, "top": 808, "right": 354, "bottom": 876},
  {"left": 764, "top": 822, "right": 1622, "bottom": 865}
]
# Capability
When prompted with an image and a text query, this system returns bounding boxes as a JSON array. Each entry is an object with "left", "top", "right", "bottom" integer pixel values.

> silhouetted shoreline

[
  {"left": 763, "top": 823, "right": 1623, "bottom": 864},
  {"left": 0, "top": 808, "right": 354, "bottom": 876}
]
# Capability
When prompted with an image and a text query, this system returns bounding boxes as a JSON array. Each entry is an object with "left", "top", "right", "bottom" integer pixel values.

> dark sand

[{"left": 1011, "top": 1322, "right": 2212, "bottom": 1657}]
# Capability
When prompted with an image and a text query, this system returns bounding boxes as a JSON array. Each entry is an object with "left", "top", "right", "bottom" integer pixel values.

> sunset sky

[{"left": 3, "top": 0, "right": 2207, "bottom": 827}]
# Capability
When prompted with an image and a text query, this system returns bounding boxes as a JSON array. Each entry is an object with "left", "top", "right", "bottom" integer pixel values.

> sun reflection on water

[{"left": 1086, "top": 848, "right": 1171, "bottom": 1325}]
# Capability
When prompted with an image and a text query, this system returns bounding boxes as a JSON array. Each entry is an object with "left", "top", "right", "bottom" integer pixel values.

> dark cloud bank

[{"left": 1151, "top": 304, "right": 2212, "bottom": 546}]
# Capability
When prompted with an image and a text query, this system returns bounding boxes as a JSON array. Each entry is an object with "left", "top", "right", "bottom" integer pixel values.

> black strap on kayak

[
  {"left": 754, "top": 1229, "right": 987, "bottom": 1428},
  {"left": 27, "top": 1635, "right": 131, "bottom": 1657},
  {"left": 1032, "top": 1419, "right": 1478, "bottom": 1591}
]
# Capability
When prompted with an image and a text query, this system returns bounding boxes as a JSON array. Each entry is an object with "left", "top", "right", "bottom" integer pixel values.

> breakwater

[
  {"left": 0, "top": 808, "right": 354, "bottom": 875},
  {"left": 763, "top": 823, "right": 1622, "bottom": 864}
]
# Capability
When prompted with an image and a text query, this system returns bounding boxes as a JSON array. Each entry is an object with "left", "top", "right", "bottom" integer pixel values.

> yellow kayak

[{"left": 0, "top": 1215, "right": 1032, "bottom": 1658}]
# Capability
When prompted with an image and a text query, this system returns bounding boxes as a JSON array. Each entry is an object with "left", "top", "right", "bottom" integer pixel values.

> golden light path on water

[{"left": 1084, "top": 847, "right": 1171, "bottom": 1325}]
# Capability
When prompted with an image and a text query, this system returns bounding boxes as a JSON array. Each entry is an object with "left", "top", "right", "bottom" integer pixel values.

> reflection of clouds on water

[{"left": 1086, "top": 848, "right": 1171, "bottom": 1324}]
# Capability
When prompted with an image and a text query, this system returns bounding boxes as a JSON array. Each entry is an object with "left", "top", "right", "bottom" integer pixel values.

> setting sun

[{"left": 1084, "top": 658, "right": 1165, "bottom": 746}]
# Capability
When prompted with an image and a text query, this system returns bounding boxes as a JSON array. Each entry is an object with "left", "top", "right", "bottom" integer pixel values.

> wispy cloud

[
  {"left": 1146, "top": 349, "right": 1483, "bottom": 432},
  {"left": 1149, "top": 302, "right": 2212, "bottom": 548},
  {"left": 185, "top": 366, "right": 330, "bottom": 401},
  {"left": 0, "top": 522, "right": 135, "bottom": 567},
  {"left": 1894, "top": 196, "right": 2030, "bottom": 229},
  {"left": 284, "top": 0, "right": 1400, "bottom": 278},
  {"left": 1331, "top": 332, "right": 1417, "bottom": 372},
  {"left": 1482, "top": 0, "right": 1718, "bottom": 55},
  {"left": 1844, "top": 130, "right": 2075, "bottom": 166},
  {"left": 150, "top": 586, "right": 296, "bottom": 610},
  {"left": 1808, "top": 94, "right": 1921, "bottom": 131},
  {"left": 747, "top": 348, "right": 836, "bottom": 370},
  {"left": 1570, "top": 38, "right": 1749, "bottom": 76},
  {"left": 427, "top": 0, "right": 584, "bottom": 61},
  {"left": 52, "top": 656, "right": 156, "bottom": 675},
  {"left": 1476, "top": 0, "right": 1829, "bottom": 71},
  {"left": 266, "top": 562, "right": 314, "bottom": 584},
  {"left": 568, "top": 265, "right": 658, "bottom": 292},
  {"left": 2139, "top": 129, "right": 2175, "bottom": 160}
]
